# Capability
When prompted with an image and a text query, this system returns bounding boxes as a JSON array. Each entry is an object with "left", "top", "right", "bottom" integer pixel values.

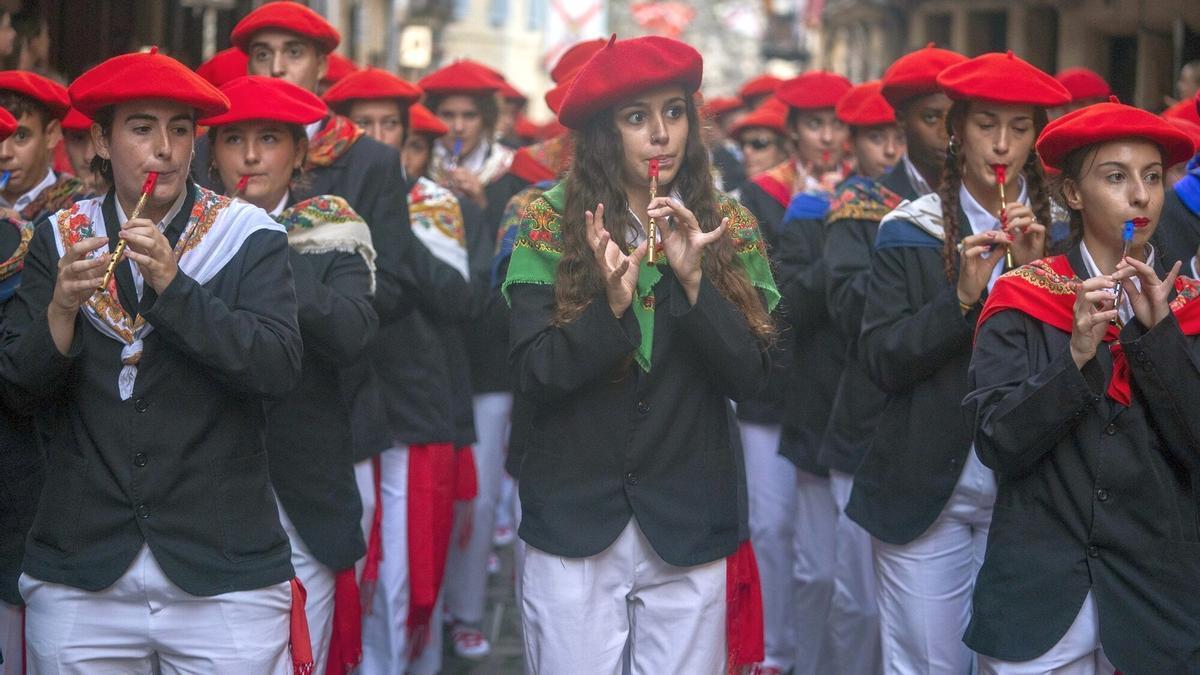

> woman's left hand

[
  {"left": 448, "top": 168, "right": 487, "bottom": 209},
  {"left": 1002, "top": 202, "right": 1046, "bottom": 266},
  {"left": 648, "top": 196, "right": 727, "bottom": 303},
  {"left": 1114, "top": 256, "right": 1181, "bottom": 329}
]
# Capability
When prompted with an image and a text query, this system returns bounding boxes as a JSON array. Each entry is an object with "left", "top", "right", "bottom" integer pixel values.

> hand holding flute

[
  {"left": 97, "top": 172, "right": 157, "bottom": 293},
  {"left": 647, "top": 158, "right": 659, "bottom": 264}
]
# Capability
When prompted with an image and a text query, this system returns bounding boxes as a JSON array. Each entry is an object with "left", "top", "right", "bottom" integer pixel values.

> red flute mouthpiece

[
  {"left": 648, "top": 159, "right": 659, "bottom": 179},
  {"left": 822, "top": 150, "right": 831, "bottom": 165},
  {"left": 992, "top": 163, "right": 1006, "bottom": 184},
  {"left": 235, "top": 175, "right": 250, "bottom": 194},
  {"left": 141, "top": 172, "right": 159, "bottom": 195},
  {"left": 1132, "top": 217, "right": 1149, "bottom": 228}
]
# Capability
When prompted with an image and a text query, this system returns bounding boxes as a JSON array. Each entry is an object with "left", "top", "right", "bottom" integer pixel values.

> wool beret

[
  {"left": 880, "top": 44, "right": 966, "bottom": 107},
  {"left": 937, "top": 51, "right": 1070, "bottom": 107},
  {"left": 408, "top": 103, "right": 448, "bottom": 138},
  {"left": 196, "top": 48, "right": 249, "bottom": 88},
  {"left": 419, "top": 60, "right": 505, "bottom": 96},
  {"left": 200, "top": 75, "right": 326, "bottom": 127},
  {"left": 322, "top": 67, "right": 421, "bottom": 107},
  {"left": 231, "top": 1, "right": 340, "bottom": 54},
  {"left": 835, "top": 80, "right": 896, "bottom": 127},
  {"left": 1036, "top": 99, "right": 1195, "bottom": 170},
  {"left": 1054, "top": 67, "right": 1111, "bottom": 102},
  {"left": 0, "top": 70, "right": 69, "bottom": 119},
  {"left": 70, "top": 46, "right": 230, "bottom": 118},
  {"left": 776, "top": 71, "right": 852, "bottom": 111}
]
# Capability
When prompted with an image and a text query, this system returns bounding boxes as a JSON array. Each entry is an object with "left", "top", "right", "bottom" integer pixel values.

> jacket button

[
  {"left": 1087, "top": 545, "right": 1099, "bottom": 558},
  {"left": 1096, "top": 488, "right": 1109, "bottom": 502},
  {"left": 133, "top": 452, "right": 147, "bottom": 468},
  {"left": 135, "top": 503, "right": 150, "bottom": 519},
  {"left": 134, "top": 398, "right": 148, "bottom": 413},
  {"left": 636, "top": 400, "right": 650, "bottom": 414},
  {"left": 1105, "top": 424, "right": 1117, "bottom": 436},
  {"left": 624, "top": 472, "right": 638, "bottom": 486},
  {"left": 948, "top": 457, "right": 961, "bottom": 468}
]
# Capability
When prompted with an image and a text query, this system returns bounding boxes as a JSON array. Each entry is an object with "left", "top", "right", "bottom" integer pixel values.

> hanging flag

[
  {"left": 543, "top": 0, "right": 607, "bottom": 72},
  {"left": 630, "top": 1, "right": 696, "bottom": 38}
]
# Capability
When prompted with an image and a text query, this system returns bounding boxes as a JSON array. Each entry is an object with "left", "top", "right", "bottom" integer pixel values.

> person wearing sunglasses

[{"left": 729, "top": 98, "right": 789, "bottom": 185}]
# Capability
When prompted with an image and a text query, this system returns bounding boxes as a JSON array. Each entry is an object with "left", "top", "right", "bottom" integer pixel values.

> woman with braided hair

[{"left": 844, "top": 52, "right": 1069, "bottom": 674}]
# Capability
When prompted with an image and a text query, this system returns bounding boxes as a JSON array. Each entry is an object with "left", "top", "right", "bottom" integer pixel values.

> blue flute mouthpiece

[{"left": 1122, "top": 220, "right": 1135, "bottom": 242}]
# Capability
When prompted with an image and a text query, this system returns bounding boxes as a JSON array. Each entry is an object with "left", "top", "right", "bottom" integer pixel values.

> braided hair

[{"left": 938, "top": 100, "right": 1052, "bottom": 282}]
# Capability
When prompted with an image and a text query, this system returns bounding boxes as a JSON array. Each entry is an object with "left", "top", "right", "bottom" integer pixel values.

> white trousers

[
  {"left": 828, "top": 469, "right": 882, "bottom": 675},
  {"left": 444, "top": 392, "right": 513, "bottom": 625},
  {"left": 874, "top": 449, "right": 996, "bottom": 675},
  {"left": 791, "top": 468, "right": 838, "bottom": 675},
  {"left": 977, "top": 593, "right": 1113, "bottom": 675},
  {"left": 521, "top": 519, "right": 726, "bottom": 675},
  {"left": 20, "top": 546, "right": 291, "bottom": 674},
  {"left": 277, "top": 503, "right": 335, "bottom": 674},
  {"left": 1, "top": 601, "right": 22, "bottom": 675},
  {"left": 740, "top": 422, "right": 797, "bottom": 671},
  {"left": 356, "top": 447, "right": 411, "bottom": 675}
]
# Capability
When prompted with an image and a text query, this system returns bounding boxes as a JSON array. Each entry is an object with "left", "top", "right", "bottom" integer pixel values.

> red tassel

[
  {"left": 324, "top": 569, "right": 362, "bottom": 675},
  {"left": 405, "top": 442, "right": 457, "bottom": 660},
  {"left": 360, "top": 454, "right": 384, "bottom": 615},
  {"left": 290, "top": 577, "right": 315, "bottom": 675},
  {"left": 725, "top": 541, "right": 765, "bottom": 674}
]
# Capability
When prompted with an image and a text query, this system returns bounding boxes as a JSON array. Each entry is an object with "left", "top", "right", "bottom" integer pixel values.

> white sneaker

[{"left": 450, "top": 622, "right": 491, "bottom": 659}]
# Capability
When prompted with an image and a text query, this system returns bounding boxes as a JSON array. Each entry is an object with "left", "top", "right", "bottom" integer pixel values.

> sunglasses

[{"left": 741, "top": 137, "right": 776, "bottom": 151}]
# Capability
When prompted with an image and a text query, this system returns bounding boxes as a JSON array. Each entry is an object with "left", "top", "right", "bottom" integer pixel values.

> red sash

[
  {"left": 305, "top": 115, "right": 365, "bottom": 170},
  {"left": 977, "top": 255, "right": 1200, "bottom": 406},
  {"left": 725, "top": 541, "right": 765, "bottom": 674},
  {"left": 323, "top": 569, "right": 362, "bottom": 675},
  {"left": 508, "top": 146, "right": 558, "bottom": 185},
  {"left": 290, "top": 578, "right": 315, "bottom": 674},
  {"left": 750, "top": 160, "right": 797, "bottom": 208},
  {"left": 405, "top": 443, "right": 478, "bottom": 659}
]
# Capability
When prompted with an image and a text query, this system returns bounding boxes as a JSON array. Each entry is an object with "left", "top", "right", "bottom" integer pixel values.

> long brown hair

[
  {"left": 552, "top": 95, "right": 774, "bottom": 344},
  {"left": 938, "top": 100, "right": 1052, "bottom": 281}
]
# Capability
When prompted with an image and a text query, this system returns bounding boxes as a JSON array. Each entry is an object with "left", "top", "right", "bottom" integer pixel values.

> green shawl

[{"left": 502, "top": 182, "right": 779, "bottom": 371}]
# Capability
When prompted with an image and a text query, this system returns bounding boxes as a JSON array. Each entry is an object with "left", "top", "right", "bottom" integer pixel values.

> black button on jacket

[
  {"left": 508, "top": 272, "right": 768, "bottom": 567},
  {"left": 1, "top": 187, "right": 303, "bottom": 596}
]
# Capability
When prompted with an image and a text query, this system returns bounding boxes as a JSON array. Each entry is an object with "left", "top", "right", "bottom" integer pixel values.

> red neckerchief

[
  {"left": 751, "top": 159, "right": 797, "bottom": 208},
  {"left": 305, "top": 115, "right": 365, "bottom": 169},
  {"left": 977, "top": 255, "right": 1200, "bottom": 406}
]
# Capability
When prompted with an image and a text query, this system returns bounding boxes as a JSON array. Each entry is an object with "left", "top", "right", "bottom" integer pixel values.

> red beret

[
  {"left": 558, "top": 35, "right": 703, "bottom": 130},
  {"left": 880, "top": 44, "right": 966, "bottom": 107},
  {"left": 550, "top": 38, "right": 607, "bottom": 84},
  {"left": 0, "top": 107, "right": 15, "bottom": 141},
  {"left": 323, "top": 67, "right": 421, "bottom": 108},
  {"left": 196, "top": 48, "right": 249, "bottom": 88},
  {"left": 1055, "top": 67, "right": 1111, "bottom": 103},
  {"left": 409, "top": 103, "right": 448, "bottom": 138},
  {"left": 69, "top": 47, "right": 230, "bottom": 118},
  {"left": 776, "top": 71, "right": 852, "bottom": 111},
  {"left": 1036, "top": 99, "right": 1195, "bottom": 170},
  {"left": 836, "top": 81, "right": 896, "bottom": 127},
  {"left": 731, "top": 98, "right": 788, "bottom": 137},
  {"left": 0, "top": 71, "right": 69, "bottom": 119},
  {"left": 231, "top": 1, "right": 340, "bottom": 54},
  {"left": 60, "top": 107, "right": 92, "bottom": 132},
  {"left": 738, "top": 74, "right": 783, "bottom": 101},
  {"left": 323, "top": 52, "right": 358, "bottom": 84},
  {"left": 1163, "top": 97, "right": 1200, "bottom": 126},
  {"left": 937, "top": 51, "right": 1070, "bottom": 107},
  {"left": 200, "top": 76, "right": 326, "bottom": 127},
  {"left": 704, "top": 96, "right": 743, "bottom": 118},
  {"left": 544, "top": 79, "right": 569, "bottom": 115},
  {"left": 419, "top": 60, "right": 504, "bottom": 96},
  {"left": 514, "top": 115, "right": 540, "bottom": 140},
  {"left": 1164, "top": 117, "right": 1200, "bottom": 157}
]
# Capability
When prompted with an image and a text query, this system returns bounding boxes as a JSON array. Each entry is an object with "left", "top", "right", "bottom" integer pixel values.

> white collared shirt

[
  {"left": 434, "top": 139, "right": 490, "bottom": 174},
  {"left": 114, "top": 187, "right": 189, "bottom": 300},
  {"left": 901, "top": 154, "right": 933, "bottom": 197},
  {"left": 1080, "top": 239, "right": 1155, "bottom": 326},
  {"left": 0, "top": 168, "right": 56, "bottom": 212},
  {"left": 961, "top": 176, "right": 1029, "bottom": 292},
  {"left": 306, "top": 120, "right": 324, "bottom": 142},
  {"left": 268, "top": 192, "right": 289, "bottom": 217}
]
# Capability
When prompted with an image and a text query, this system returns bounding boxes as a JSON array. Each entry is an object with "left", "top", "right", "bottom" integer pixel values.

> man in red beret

[
  {"left": 3, "top": 48, "right": 307, "bottom": 673},
  {"left": 325, "top": 68, "right": 485, "bottom": 669},
  {"left": 59, "top": 107, "right": 108, "bottom": 195},
  {"left": 0, "top": 72, "right": 89, "bottom": 227}
]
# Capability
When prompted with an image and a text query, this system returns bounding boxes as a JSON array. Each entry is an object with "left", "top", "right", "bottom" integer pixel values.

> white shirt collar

[
  {"left": 901, "top": 154, "right": 933, "bottom": 197},
  {"left": 434, "top": 139, "right": 490, "bottom": 174},
  {"left": 306, "top": 119, "right": 324, "bottom": 141},
  {"left": 114, "top": 185, "right": 189, "bottom": 300},
  {"left": 0, "top": 168, "right": 56, "bottom": 212},
  {"left": 1080, "top": 239, "right": 1155, "bottom": 326},
  {"left": 269, "top": 191, "right": 289, "bottom": 217},
  {"left": 960, "top": 175, "right": 1029, "bottom": 292}
]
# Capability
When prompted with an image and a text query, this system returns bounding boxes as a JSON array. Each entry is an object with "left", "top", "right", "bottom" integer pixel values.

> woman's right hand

[
  {"left": 1069, "top": 275, "right": 1119, "bottom": 370},
  {"left": 956, "top": 231, "right": 1009, "bottom": 310},
  {"left": 587, "top": 203, "right": 646, "bottom": 319},
  {"left": 50, "top": 237, "right": 109, "bottom": 317}
]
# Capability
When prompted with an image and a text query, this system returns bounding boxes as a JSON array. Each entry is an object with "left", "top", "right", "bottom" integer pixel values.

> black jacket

[
  {"left": 735, "top": 180, "right": 788, "bottom": 425},
  {"left": 2, "top": 187, "right": 302, "bottom": 596},
  {"left": 508, "top": 272, "right": 767, "bottom": 566},
  {"left": 267, "top": 246, "right": 375, "bottom": 572},
  {"left": 774, "top": 213, "right": 835, "bottom": 475},
  {"left": 846, "top": 201, "right": 980, "bottom": 545},
  {"left": 1150, "top": 187, "right": 1199, "bottom": 271},
  {"left": 963, "top": 246, "right": 1200, "bottom": 671},
  {"left": 819, "top": 167, "right": 917, "bottom": 474}
]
